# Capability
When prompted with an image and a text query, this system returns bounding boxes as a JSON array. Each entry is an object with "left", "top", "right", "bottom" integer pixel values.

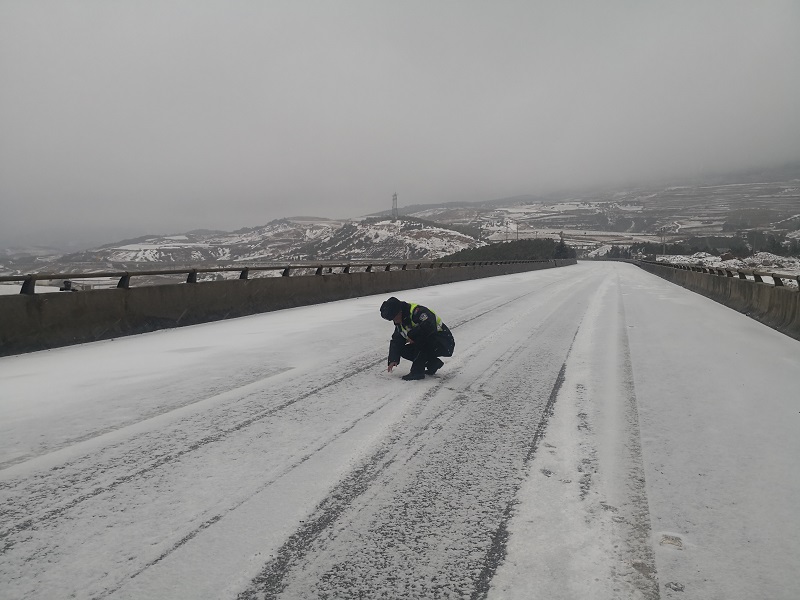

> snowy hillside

[
  {"left": 4, "top": 171, "right": 797, "bottom": 274},
  {"left": 655, "top": 251, "right": 800, "bottom": 289},
  {"left": 47, "top": 218, "right": 484, "bottom": 269},
  {"left": 656, "top": 251, "right": 800, "bottom": 275},
  {"left": 304, "top": 219, "right": 483, "bottom": 260}
]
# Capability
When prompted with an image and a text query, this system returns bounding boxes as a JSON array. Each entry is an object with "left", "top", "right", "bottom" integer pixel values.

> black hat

[{"left": 380, "top": 297, "right": 403, "bottom": 320}]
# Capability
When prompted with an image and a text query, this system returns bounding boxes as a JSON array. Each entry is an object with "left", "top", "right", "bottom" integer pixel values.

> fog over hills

[
  {"left": 1, "top": 165, "right": 799, "bottom": 278},
  {"left": 3, "top": 3, "right": 798, "bottom": 255}
]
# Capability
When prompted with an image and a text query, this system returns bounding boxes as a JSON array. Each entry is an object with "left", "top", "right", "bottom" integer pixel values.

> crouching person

[{"left": 379, "top": 296, "right": 455, "bottom": 381}]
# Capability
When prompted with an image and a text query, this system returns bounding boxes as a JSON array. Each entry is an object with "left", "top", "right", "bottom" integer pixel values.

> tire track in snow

[
  {"left": 0, "top": 279, "right": 570, "bottom": 554},
  {"left": 97, "top": 394, "right": 403, "bottom": 599},
  {"left": 0, "top": 353, "right": 384, "bottom": 548},
  {"left": 0, "top": 365, "right": 293, "bottom": 471},
  {"left": 236, "top": 277, "right": 596, "bottom": 599},
  {"left": 484, "top": 268, "right": 660, "bottom": 599},
  {"left": 613, "top": 278, "right": 660, "bottom": 599},
  {"left": 126, "top": 280, "right": 581, "bottom": 597},
  {"left": 1, "top": 277, "right": 571, "bottom": 536},
  {"left": 2, "top": 272, "right": 592, "bottom": 600},
  {"left": 471, "top": 359, "right": 571, "bottom": 600}
]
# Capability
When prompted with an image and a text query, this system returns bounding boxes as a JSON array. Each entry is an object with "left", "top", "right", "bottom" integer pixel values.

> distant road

[{"left": 1, "top": 263, "right": 797, "bottom": 599}]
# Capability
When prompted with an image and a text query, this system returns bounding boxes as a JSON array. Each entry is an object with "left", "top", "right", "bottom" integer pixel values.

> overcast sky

[{"left": 1, "top": 1, "right": 799, "bottom": 250}]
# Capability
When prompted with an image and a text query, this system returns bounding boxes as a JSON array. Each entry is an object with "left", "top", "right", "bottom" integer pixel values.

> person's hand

[{"left": 387, "top": 361, "right": 399, "bottom": 373}]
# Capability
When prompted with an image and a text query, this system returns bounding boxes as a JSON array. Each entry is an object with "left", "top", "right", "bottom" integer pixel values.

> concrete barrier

[
  {"left": 637, "top": 261, "right": 800, "bottom": 341},
  {"left": 0, "top": 259, "right": 576, "bottom": 356}
]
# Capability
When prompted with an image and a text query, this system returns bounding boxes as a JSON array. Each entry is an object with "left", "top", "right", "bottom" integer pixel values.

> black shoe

[
  {"left": 402, "top": 372, "right": 425, "bottom": 381},
  {"left": 425, "top": 358, "right": 444, "bottom": 375}
]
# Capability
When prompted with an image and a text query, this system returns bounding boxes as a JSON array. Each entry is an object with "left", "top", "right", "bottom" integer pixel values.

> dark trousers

[{"left": 399, "top": 332, "right": 454, "bottom": 374}]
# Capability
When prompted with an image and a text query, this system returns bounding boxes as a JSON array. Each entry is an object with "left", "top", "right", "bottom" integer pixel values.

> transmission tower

[{"left": 392, "top": 193, "right": 398, "bottom": 221}]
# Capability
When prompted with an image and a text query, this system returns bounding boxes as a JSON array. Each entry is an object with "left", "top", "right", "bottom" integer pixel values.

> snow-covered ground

[
  {"left": 656, "top": 251, "right": 800, "bottom": 275},
  {"left": 656, "top": 252, "right": 800, "bottom": 288},
  {"left": 1, "top": 263, "right": 798, "bottom": 599}
]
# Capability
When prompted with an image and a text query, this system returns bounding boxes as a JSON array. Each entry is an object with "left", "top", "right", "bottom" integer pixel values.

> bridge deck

[{"left": 1, "top": 262, "right": 797, "bottom": 599}]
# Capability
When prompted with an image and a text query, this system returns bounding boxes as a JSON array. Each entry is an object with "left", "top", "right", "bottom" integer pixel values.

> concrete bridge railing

[
  {"left": 0, "top": 259, "right": 576, "bottom": 356},
  {"left": 637, "top": 260, "right": 800, "bottom": 341}
]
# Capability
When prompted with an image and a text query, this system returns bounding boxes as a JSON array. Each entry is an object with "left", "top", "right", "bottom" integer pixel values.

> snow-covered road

[{"left": 1, "top": 262, "right": 798, "bottom": 599}]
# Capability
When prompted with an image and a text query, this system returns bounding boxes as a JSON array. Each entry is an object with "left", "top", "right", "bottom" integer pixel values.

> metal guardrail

[
  {"left": 0, "top": 260, "right": 553, "bottom": 294},
  {"left": 642, "top": 260, "right": 800, "bottom": 287}
]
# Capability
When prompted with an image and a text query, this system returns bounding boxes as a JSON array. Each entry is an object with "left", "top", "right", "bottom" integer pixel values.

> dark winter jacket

[{"left": 388, "top": 302, "right": 455, "bottom": 365}]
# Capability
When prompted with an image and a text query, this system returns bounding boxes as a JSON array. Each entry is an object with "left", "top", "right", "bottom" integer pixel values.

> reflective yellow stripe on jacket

[{"left": 399, "top": 303, "right": 443, "bottom": 339}]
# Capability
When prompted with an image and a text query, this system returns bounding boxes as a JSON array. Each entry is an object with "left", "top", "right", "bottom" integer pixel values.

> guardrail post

[
  {"left": 772, "top": 274, "right": 784, "bottom": 286},
  {"left": 315, "top": 266, "right": 323, "bottom": 276},
  {"left": 240, "top": 268, "right": 249, "bottom": 280},
  {"left": 20, "top": 276, "right": 36, "bottom": 295},
  {"left": 753, "top": 273, "right": 763, "bottom": 283},
  {"left": 366, "top": 265, "right": 373, "bottom": 273},
  {"left": 282, "top": 267, "right": 291, "bottom": 277},
  {"left": 384, "top": 264, "right": 391, "bottom": 272},
  {"left": 343, "top": 265, "right": 351, "bottom": 274},
  {"left": 187, "top": 270, "right": 198, "bottom": 284},
  {"left": 738, "top": 272, "right": 747, "bottom": 279},
  {"left": 117, "top": 273, "right": 131, "bottom": 289}
]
